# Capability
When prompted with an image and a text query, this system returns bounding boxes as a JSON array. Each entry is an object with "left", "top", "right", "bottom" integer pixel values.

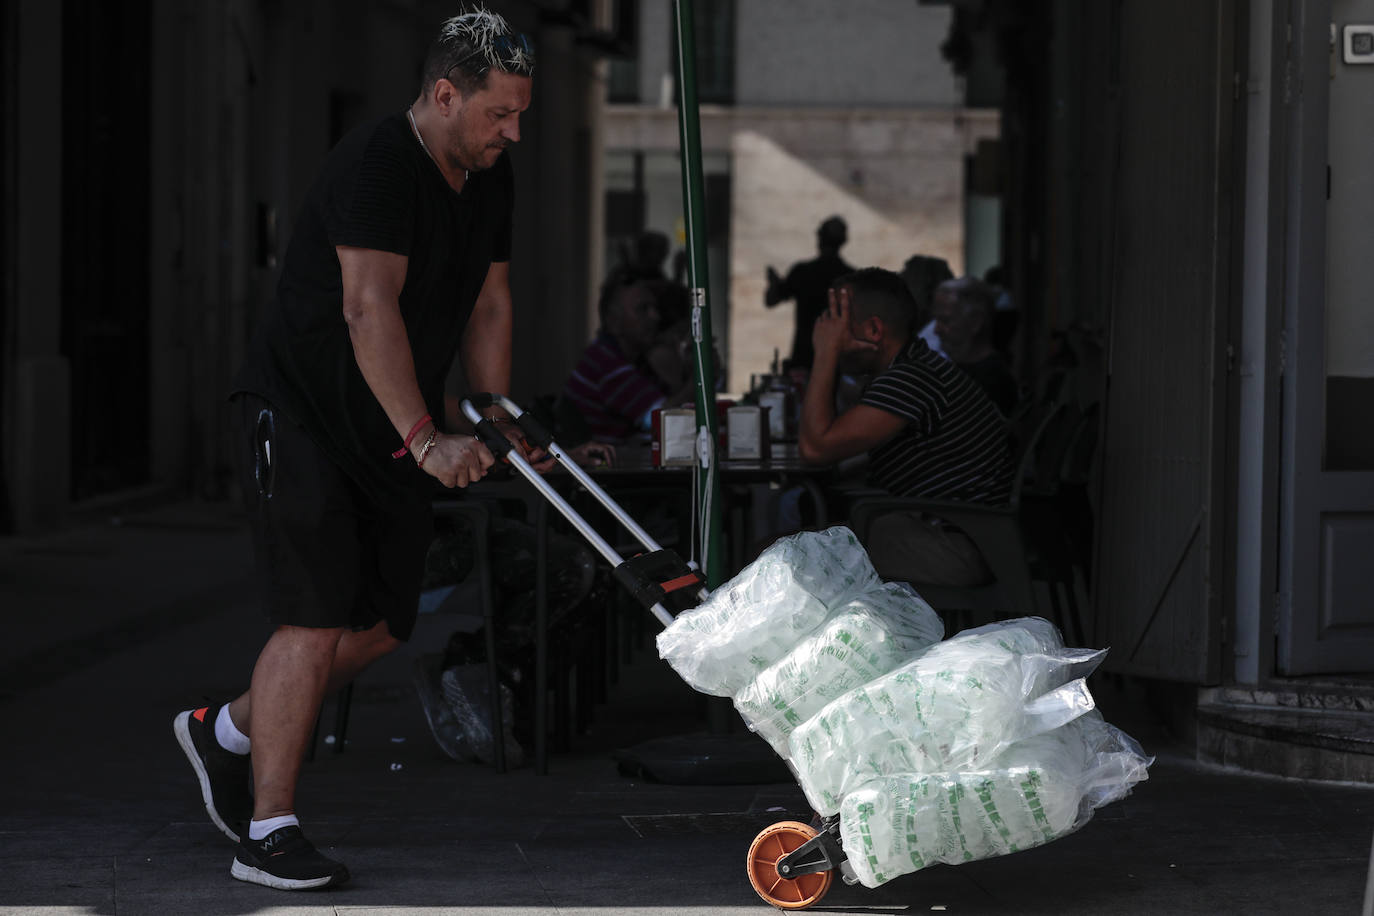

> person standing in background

[{"left": 764, "top": 215, "right": 854, "bottom": 379}]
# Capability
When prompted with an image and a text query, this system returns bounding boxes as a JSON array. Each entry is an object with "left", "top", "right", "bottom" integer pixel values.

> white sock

[
  {"left": 214, "top": 705, "right": 251, "bottom": 756},
  {"left": 248, "top": 814, "right": 300, "bottom": 841}
]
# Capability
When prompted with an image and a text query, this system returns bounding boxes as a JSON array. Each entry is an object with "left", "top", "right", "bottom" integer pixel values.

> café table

[{"left": 446, "top": 441, "right": 835, "bottom": 774}]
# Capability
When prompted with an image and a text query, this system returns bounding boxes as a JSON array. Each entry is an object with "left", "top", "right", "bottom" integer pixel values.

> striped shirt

[
  {"left": 860, "top": 338, "right": 1014, "bottom": 504},
  {"left": 562, "top": 332, "right": 667, "bottom": 441}
]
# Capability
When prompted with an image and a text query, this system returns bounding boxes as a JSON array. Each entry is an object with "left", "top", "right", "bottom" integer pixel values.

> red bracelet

[{"left": 391, "top": 414, "right": 432, "bottom": 459}]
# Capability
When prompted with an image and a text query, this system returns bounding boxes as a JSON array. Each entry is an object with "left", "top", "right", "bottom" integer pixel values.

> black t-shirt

[
  {"left": 781, "top": 252, "right": 852, "bottom": 370},
  {"left": 233, "top": 113, "right": 513, "bottom": 504}
]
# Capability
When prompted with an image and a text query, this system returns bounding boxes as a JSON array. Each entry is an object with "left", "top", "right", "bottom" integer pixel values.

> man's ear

[
  {"left": 862, "top": 315, "right": 884, "bottom": 343},
  {"left": 432, "top": 78, "right": 461, "bottom": 115}
]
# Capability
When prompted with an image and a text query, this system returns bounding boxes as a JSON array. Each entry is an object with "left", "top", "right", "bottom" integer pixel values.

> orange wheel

[{"left": 746, "top": 820, "right": 833, "bottom": 910}]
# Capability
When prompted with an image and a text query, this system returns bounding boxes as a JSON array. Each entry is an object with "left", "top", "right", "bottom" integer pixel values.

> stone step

[
  {"left": 1200, "top": 681, "right": 1374, "bottom": 714},
  {"left": 1196, "top": 699, "right": 1374, "bottom": 784}
]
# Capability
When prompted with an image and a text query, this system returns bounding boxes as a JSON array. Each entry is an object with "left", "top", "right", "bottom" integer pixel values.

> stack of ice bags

[
  {"left": 656, "top": 526, "right": 895, "bottom": 697},
  {"left": 836, "top": 709, "right": 1150, "bottom": 887},
  {"left": 787, "top": 615, "right": 1107, "bottom": 814},
  {"left": 655, "top": 526, "right": 1152, "bottom": 890},
  {"left": 733, "top": 582, "right": 947, "bottom": 755}
]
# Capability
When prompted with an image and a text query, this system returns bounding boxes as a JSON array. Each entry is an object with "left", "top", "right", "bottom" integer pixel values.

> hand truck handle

[{"left": 462, "top": 395, "right": 686, "bottom": 627}]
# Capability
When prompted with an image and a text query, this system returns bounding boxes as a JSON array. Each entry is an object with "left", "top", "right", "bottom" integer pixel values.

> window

[{"left": 672, "top": 0, "right": 734, "bottom": 105}]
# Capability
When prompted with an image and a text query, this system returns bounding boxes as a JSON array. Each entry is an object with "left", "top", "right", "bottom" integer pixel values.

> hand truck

[{"left": 464, "top": 394, "right": 854, "bottom": 909}]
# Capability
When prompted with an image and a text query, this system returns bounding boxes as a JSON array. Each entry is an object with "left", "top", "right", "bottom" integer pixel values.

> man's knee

[
  {"left": 349, "top": 620, "right": 402, "bottom": 658},
  {"left": 260, "top": 625, "right": 347, "bottom": 675},
  {"left": 370, "top": 631, "right": 403, "bottom": 659}
]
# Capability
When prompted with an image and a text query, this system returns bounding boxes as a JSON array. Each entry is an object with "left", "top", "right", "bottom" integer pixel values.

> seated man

[
  {"left": 932, "top": 276, "right": 1019, "bottom": 416},
  {"left": 562, "top": 270, "right": 693, "bottom": 442},
  {"left": 799, "top": 267, "right": 1014, "bottom": 586}
]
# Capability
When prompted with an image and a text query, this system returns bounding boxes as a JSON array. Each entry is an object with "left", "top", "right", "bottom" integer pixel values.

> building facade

[
  {"left": 2, "top": 0, "right": 608, "bottom": 531},
  {"left": 3, "top": 0, "right": 1369, "bottom": 778},
  {"left": 956, "top": 0, "right": 1374, "bottom": 778},
  {"left": 598, "top": 0, "right": 999, "bottom": 390}
]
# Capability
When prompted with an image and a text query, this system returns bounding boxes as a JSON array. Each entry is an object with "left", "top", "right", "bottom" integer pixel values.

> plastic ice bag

[
  {"left": 788, "top": 617, "right": 1106, "bottom": 815},
  {"left": 732, "top": 582, "right": 944, "bottom": 755},
  {"left": 412, "top": 658, "right": 525, "bottom": 768},
  {"left": 837, "top": 711, "right": 1152, "bottom": 888},
  {"left": 656, "top": 526, "right": 881, "bottom": 696}
]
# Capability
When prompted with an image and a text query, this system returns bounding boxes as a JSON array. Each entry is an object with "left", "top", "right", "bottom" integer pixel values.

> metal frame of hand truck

[{"left": 463, "top": 394, "right": 856, "bottom": 909}]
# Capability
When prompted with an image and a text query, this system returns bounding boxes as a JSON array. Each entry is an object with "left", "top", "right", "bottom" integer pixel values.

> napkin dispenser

[
  {"left": 651, "top": 408, "right": 698, "bottom": 467},
  {"left": 726, "top": 405, "right": 769, "bottom": 460}
]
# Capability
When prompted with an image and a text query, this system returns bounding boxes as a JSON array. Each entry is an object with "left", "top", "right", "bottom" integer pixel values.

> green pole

[{"left": 671, "top": 0, "right": 725, "bottom": 587}]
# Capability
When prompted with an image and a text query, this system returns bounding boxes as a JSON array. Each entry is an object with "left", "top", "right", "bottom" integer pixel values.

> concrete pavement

[{"left": 0, "top": 500, "right": 1370, "bottom": 915}]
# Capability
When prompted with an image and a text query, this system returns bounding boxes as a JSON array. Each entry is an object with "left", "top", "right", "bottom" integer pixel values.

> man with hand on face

[
  {"left": 799, "top": 268, "right": 1014, "bottom": 586},
  {"left": 173, "top": 9, "right": 536, "bottom": 891}
]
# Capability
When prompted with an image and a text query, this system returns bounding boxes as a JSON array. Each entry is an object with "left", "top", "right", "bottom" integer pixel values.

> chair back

[
  {"left": 843, "top": 396, "right": 1077, "bottom": 630},
  {"left": 1006, "top": 399, "right": 1072, "bottom": 509}
]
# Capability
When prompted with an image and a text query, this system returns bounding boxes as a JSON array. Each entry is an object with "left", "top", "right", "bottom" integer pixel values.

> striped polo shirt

[
  {"left": 562, "top": 332, "right": 667, "bottom": 441},
  {"left": 860, "top": 338, "right": 1014, "bottom": 504}
]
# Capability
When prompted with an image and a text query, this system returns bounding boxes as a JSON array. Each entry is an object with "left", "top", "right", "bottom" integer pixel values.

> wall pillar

[{"left": 6, "top": 0, "right": 68, "bottom": 532}]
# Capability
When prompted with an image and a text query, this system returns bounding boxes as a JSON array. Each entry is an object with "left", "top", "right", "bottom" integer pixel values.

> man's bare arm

[
  {"left": 337, "top": 245, "right": 493, "bottom": 487},
  {"left": 460, "top": 261, "right": 513, "bottom": 410},
  {"left": 798, "top": 285, "right": 904, "bottom": 465},
  {"left": 798, "top": 339, "right": 904, "bottom": 465},
  {"left": 337, "top": 245, "right": 428, "bottom": 439},
  {"left": 799, "top": 400, "right": 906, "bottom": 466},
  {"left": 456, "top": 261, "right": 553, "bottom": 470},
  {"left": 764, "top": 265, "right": 790, "bottom": 307}
]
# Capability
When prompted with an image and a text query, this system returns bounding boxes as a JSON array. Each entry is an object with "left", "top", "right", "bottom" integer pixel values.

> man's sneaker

[
  {"left": 231, "top": 825, "right": 350, "bottom": 890},
  {"left": 173, "top": 705, "right": 253, "bottom": 841}
]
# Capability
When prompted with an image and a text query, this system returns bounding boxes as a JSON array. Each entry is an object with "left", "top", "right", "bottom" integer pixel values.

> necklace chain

[
  {"left": 407, "top": 107, "right": 467, "bottom": 183},
  {"left": 407, "top": 107, "right": 438, "bottom": 165}
]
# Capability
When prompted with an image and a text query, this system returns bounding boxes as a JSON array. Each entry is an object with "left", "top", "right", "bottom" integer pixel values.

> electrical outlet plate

[{"left": 1343, "top": 24, "right": 1374, "bottom": 63}]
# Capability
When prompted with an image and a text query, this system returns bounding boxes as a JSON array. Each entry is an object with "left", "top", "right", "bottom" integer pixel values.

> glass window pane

[
  {"left": 1324, "top": 22, "right": 1374, "bottom": 470},
  {"left": 670, "top": 0, "right": 735, "bottom": 105}
]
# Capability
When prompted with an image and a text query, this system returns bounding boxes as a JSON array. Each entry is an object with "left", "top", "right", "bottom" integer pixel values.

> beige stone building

[{"left": 598, "top": 0, "right": 999, "bottom": 391}]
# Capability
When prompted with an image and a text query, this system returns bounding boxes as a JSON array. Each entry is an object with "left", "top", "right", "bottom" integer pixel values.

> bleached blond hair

[{"left": 421, "top": 6, "right": 534, "bottom": 96}]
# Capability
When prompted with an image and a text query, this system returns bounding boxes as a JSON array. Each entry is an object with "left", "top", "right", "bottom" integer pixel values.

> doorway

[
  {"left": 60, "top": 0, "right": 152, "bottom": 500},
  {"left": 1278, "top": 0, "right": 1374, "bottom": 674}
]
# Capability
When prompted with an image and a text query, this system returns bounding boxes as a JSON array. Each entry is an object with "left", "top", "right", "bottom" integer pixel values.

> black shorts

[{"left": 234, "top": 393, "right": 431, "bottom": 641}]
